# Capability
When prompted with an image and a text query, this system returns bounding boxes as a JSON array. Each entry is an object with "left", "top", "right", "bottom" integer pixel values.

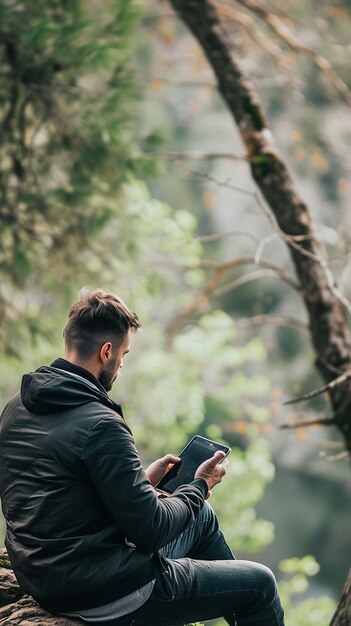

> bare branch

[
  {"left": 252, "top": 74, "right": 288, "bottom": 88},
  {"left": 232, "top": 0, "right": 351, "bottom": 106},
  {"left": 166, "top": 266, "right": 226, "bottom": 349},
  {"left": 142, "top": 74, "right": 216, "bottom": 89},
  {"left": 166, "top": 255, "right": 301, "bottom": 346},
  {"left": 339, "top": 256, "right": 351, "bottom": 294},
  {"left": 144, "top": 150, "right": 247, "bottom": 162},
  {"left": 284, "top": 370, "right": 351, "bottom": 405},
  {"left": 279, "top": 416, "right": 336, "bottom": 429},
  {"left": 185, "top": 167, "right": 319, "bottom": 259},
  {"left": 141, "top": 10, "right": 177, "bottom": 23},
  {"left": 196, "top": 230, "right": 260, "bottom": 244},
  {"left": 320, "top": 451, "right": 349, "bottom": 462},
  {"left": 183, "top": 165, "right": 351, "bottom": 317},
  {"left": 216, "top": 4, "right": 284, "bottom": 66},
  {"left": 200, "top": 255, "right": 299, "bottom": 288},
  {"left": 235, "top": 313, "right": 309, "bottom": 334},
  {"left": 214, "top": 268, "right": 299, "bottom": 296}
]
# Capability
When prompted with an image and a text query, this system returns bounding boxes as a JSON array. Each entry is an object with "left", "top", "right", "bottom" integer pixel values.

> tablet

[{"left": 155, "top": 435, "right": 231, "bottom": 494}]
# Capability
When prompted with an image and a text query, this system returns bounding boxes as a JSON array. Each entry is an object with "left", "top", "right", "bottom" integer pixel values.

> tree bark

[
  {"left": 169, "top": 0, "right": 351, "bottom": 623},
  {"left": 330, "top": 567, "right": 351, "bottom": 626},
  {"left": 0, "top": 549, "right": 78, "bottom": 625}
]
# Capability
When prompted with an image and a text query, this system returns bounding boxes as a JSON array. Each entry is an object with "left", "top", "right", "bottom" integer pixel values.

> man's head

[{"left": 63, "top": 288, "right": 141, "bottom": 391}]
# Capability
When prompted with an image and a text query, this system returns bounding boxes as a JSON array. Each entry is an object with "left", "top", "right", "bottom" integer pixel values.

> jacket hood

[{"left": 21, "top": 366, "right": 113, "bottom": 415}]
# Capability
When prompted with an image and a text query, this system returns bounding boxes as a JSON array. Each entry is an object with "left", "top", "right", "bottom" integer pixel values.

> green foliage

[
  {"left": 278, "top": 556, "right": 336, "bottom": 626},
  {"left": 121, "top": 291, "right": 270, "bottom": 461},
  {"left": 0, "top": 0, "right": 141, "bottom": 355},
  {"left": 280, "top": 555, "right": 320, "bottom": 577},
  {"left": 210, "top": 440, "right": 275, "bottom": 551}
]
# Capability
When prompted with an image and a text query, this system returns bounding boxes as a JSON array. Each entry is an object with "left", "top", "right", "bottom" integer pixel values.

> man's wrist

[{"left": 191, "top": 478, "right": 208, "bottom": 498}]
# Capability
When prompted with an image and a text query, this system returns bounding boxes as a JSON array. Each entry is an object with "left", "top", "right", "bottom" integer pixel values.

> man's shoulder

[
  {"left": 0, "top": 392, "right": 22, "bottom": 433},
  {"left": 58, "top": 392, "right": 130, "bottom": 438},
  {"left": 80, "top": 411, "right": 134, "bottom": 460}
]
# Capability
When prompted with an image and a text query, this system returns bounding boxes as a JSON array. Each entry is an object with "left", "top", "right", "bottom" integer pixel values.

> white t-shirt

[{"left": 60, "top": 579, "right": 155, "bottom": 622}]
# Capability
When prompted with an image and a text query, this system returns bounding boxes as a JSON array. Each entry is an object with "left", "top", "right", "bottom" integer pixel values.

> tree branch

[
  {"left": 214, "top": 268, "right": 299, "bottom": 296},
  {"left": 183, "top": 165, "right": 351, "bottom": 318},
  {"left": 144, "top": 150, "right": 247, "bottom": 161},
  {"left": 184, "top": 166, "right": 329, "bottom": 263},
  {"left": 196, "top": 230, "right": 259, "bottom": 244},
  {"left": 166, "top": 266, "right": 226, "bottom": 349},
  {"left": 279, "top": 416, "right": 336, "bottom": 429},
  {"left": 321, "top": 451, "right": 349, "bottom": 462},
  {"left": 142, "top": 74, "right": 216, "bottom": 88},
  {"left": 284, "top": 370, "right": 351, "bottom": 405},
  {"left": 235, "top": 313, "right": 309, "bottom": 334},
  {"left": 216, "top": 3, "right": 287, "bottom": 68},
  {"left": 166, "top": 255, "right": 300, "bottom": 346},
  {"left": 232, "top": 0, "right": 351, "bottom": 106}
]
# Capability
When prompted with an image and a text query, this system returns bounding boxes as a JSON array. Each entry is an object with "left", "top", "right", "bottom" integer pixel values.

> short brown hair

[{"left": 63, "top": 288, "right": 141, "bottom": 359}]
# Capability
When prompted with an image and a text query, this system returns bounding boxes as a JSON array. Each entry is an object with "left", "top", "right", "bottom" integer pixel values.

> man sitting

[{"left": 0, "top": 287, "right": 285, "bottom": 625}]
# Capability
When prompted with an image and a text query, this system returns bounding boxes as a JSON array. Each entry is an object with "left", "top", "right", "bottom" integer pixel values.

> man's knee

[
  {"left": 249, "top": 562, "right": 278, "bottom": 603},
  {"left": 251, "top": 563, "right": 284, "bottom": 624},
  {"left": 233, "top": 561, "right": 284, "bottom": 625}
]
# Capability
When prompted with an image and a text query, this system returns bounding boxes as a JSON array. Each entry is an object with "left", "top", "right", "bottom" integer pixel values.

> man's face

[{"left": 98, "top": 331, "right": 131, "bottom": 392}]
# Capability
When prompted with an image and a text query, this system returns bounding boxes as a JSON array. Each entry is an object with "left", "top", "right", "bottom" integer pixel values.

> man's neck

[
  {"left": 63, "top": 352, "right": 100, "bottom": 379},
  {"left": 51, "top": 357, "right": 104, "bottom": 391},
  {"left": 50, "top": 358, "right": 124, "bottom": 416}
]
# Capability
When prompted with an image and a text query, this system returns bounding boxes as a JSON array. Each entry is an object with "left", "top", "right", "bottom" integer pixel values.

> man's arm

[{"left": 81, "top": 415, "right": 207, "bottom": 553}]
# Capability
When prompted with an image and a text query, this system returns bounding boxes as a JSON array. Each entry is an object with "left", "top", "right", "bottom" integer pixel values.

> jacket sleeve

[{"left": 81, "top": 415, "right": 207, "bottom": 553}]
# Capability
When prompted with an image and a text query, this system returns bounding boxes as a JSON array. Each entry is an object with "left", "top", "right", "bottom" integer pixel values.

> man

[{"left": 0, "top": 288, "right": 285, "bottom": 625}]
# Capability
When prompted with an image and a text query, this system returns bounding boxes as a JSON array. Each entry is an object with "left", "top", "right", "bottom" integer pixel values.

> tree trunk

[
  {"left": 330, "top": 567, "right": 351, "bottom": 626},
  {"left": 0, "top": 548, "right": 78, "bottom": 625},
  {"left": 169, "top": 0, "right": 351, "bottom": 623}
]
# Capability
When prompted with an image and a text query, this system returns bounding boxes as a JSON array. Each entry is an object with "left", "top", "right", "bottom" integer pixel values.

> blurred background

[{"left": 0, "top": 1, "right": 350, "bottom": 625}]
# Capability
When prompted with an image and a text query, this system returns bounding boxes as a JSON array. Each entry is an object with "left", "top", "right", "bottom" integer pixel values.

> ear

[{"left": 99, "top": 341, "right": 113, "bottom": 364}]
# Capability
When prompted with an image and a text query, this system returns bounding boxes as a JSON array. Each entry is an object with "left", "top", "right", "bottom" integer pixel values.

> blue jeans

[{"left": 108, "top": 503, "right": 285, "bottom": 626}]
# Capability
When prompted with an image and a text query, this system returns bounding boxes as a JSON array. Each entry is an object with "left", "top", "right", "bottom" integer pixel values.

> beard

[{"left": 98, "top": 357, "right": 118, "bottom": 392}]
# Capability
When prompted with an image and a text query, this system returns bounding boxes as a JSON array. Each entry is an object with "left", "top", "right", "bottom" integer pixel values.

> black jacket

[{"left": 0, "top": 363, "right": 207, "bottom": 613}]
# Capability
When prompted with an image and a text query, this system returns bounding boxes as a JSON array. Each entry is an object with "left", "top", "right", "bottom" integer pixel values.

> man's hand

[
  {"left": 146, "top": 454, "right": 180, "bottom": 487},
  {"left": 195, "top": 450, "right": 228, "bottom": 495}
]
